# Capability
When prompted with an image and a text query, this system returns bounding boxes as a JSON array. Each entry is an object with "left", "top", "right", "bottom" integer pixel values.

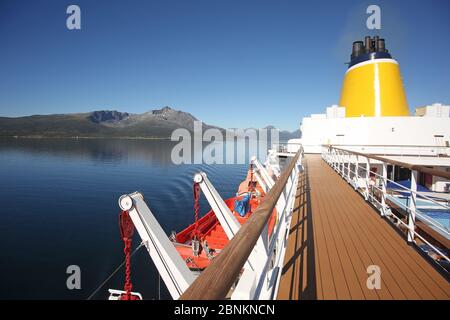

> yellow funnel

[{"left": 339, "top": 36, "right": 409, "bottom": 117}]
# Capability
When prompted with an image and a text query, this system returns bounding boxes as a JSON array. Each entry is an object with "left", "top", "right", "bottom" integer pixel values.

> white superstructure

[
  {"left": 287, "top": 103, "right": 450, "bottom": 193},
  {"left": 297, "top": 103, "right": 450, "bottom": 154}
]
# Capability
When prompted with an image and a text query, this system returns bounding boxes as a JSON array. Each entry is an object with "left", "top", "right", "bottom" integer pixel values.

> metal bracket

[
  {"left": 252, "top": 156, "right": 275, "bottom": 189},
  {"left": 194, "top": 172, "right": 241, "bottom": 239},
  {"left": 253, "top": 169, "right": 269, "bottom": 194},
  {"left": 118, "top": 192, "right": 195, "bottom": 300}
]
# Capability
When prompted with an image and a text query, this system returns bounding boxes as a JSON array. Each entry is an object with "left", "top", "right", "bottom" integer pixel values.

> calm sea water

[{"left": 0, "top": 138, "right": 249, "bottom": 299}]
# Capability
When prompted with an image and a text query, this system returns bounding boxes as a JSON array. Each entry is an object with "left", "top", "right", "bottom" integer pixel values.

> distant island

[{"left": 0, "top": 106, "right": 300, "bottom": 140}]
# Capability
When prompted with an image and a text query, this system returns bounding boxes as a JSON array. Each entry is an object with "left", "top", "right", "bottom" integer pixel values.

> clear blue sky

[{"left": 0, "top": 0, "right": 449, "bottom": 130}]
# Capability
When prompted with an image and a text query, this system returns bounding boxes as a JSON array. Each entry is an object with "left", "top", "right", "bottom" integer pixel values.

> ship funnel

[{"left": 339, "top": 36, "right": 409, "bottom": 117}]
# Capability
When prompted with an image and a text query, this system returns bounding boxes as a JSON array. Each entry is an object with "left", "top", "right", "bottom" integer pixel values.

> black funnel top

[{"left": 349, "top": 36, "right": 392, "bottom": 68}]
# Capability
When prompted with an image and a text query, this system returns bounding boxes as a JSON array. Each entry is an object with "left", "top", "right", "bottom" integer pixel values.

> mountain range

[
  {"left": 0, "top": 106, "right": 300, "bottom": 140},
  {"left": 263, "top": 125, "right": 301, "bottom": 142}
]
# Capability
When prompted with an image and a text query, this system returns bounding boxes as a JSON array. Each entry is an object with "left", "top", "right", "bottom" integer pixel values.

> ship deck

[{"left": 277, "top": 154, "right": 450, "bottom": 300}]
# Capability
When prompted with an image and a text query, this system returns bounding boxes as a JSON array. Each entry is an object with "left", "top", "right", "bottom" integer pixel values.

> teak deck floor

[{"left": 277, "top": 154, "right": 449, "bottom": 300}]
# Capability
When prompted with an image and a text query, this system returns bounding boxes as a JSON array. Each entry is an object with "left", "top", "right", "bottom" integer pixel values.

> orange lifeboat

[{"left": 173, "top": 170, "right": 277, "bottom": 270}]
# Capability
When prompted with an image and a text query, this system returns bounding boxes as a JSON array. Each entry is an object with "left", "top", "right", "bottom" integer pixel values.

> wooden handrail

[
  {"left": 327, "top": 145, "right": 450, "bottom": 180},
  {"left": 180, "top": 149, "right": 302, "bottom": 300}
]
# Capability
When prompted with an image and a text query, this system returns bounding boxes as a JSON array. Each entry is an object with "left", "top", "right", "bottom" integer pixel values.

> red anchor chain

[
  {"left": 249, "top": 163, "right": 254, "bottom": 192},
  {"left": 119, "top": 210, "right": 139, "bottom": 300},
  {"left": 193, "top": 182, "right": 201, "bottom": 239}
]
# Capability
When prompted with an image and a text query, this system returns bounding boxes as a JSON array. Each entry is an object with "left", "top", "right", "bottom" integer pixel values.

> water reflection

[
  {"left": 0, "top": 138, "right": 249, "bottom": 299},
  {"left": 0, "top": 138, "right": 178, "bottom": 166}
]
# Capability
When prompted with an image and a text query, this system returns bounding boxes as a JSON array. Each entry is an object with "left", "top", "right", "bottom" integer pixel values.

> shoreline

[{"left": 0, "top": 135, "right": 172, "bottom": 140}]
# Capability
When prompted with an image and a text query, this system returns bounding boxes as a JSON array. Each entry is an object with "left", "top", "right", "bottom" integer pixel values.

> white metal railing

[
  {"left": 329, "top": 144, "right": 450, "bottom": 157},
  {"left": 321, "top": 145, "right": 450, "bottom": 264},
  {"left": 272, "top": 142, "right": 302, "bottom": 154},
  {"left": 178, "top": 148, "right": 304, "bottom": 300},
  {"left": 232, "top": 150, "right": 303, "bottom": 299}
]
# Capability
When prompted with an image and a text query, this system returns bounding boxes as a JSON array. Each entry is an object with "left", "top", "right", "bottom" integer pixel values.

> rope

[{"left": 87, "top": 241, "right": 144, "bottom": 300}]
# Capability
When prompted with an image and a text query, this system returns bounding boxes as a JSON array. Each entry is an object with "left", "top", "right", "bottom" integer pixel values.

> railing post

[
  {"left": 334, "top": 149, "right": 338, "bottom": 170},
  {"left": 334, "top": 149, "right": 338, "bottom": 171},
  {"left": 344, "top": 151, "right": 348, "bottom": 179},
  {"left": 381, "top": 162, "right": 387, "bottom": 217},
  {"left": 354, "top": 155, "right": 360, "bottom": 190},
  {"left": 327, "top": 147, "right": 331, "bottom": 165},
  {"left": 337, "top": 149, "right": 341, "bottom": 172},
  {"left": 329, "top": 147, "right": 332, "bottom": 165},
  {"left": 334, "top": 149, "right": 341, "bottom": 173},
  {"left": 365, "top": 157, "right": 370, "bottom": 201},
  {"left": 407, "top": 170, "right": 418, "bottom": 243},
  {"left": 333, "top": 149, "right": 336, "bottom": 167},
  {"left": 346, "top": 152, "right": 351, "bottom": 182},
  {"left": 343, "top": 151, "right": 347, "bottom": 177},
  {"left": 336, "top": 149, "right": 339, "bottom": 171},
  {"left": 347, "top": 152, "right": 352, "bottom": 183},
  {"left": 332, "top": 148, "right": 337, "bottom": 170}
]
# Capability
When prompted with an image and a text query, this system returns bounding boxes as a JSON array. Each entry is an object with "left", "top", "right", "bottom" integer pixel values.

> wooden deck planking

[
  {"left": 277, "top": 154, "right": 450, "bottom": 300},
  {"left": 342, "top": 175, "right": 448, "bottom": 298},
  {"left": 318, "top": 181, "right": 376, "bottom": 299}
]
